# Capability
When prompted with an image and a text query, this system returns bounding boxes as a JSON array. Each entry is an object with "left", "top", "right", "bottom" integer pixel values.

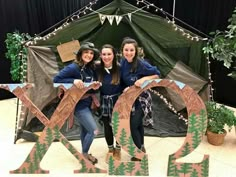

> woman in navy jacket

[
  {"left": 96, "top": 44, "right": 123, "bottom": 162},
  {"left": 53, "top": 42, "right": 101, "bottom": 164},
  {"left": 120, "top": 37, "right": 160, "bottom": 161}
]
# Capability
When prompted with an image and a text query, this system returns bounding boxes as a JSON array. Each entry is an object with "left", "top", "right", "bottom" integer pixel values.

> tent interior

[{"left": 15, "top": 0, "right": 209, "bottom": 142}]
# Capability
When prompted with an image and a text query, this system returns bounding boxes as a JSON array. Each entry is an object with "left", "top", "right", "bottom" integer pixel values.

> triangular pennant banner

[
  {"left": 99, "top": 13, "right": 106, "bottom": 25},
  {"left": 128, "top": 13, "right": 132, "bottom": 22},
  {"left": 115, "top": 15, "right": 123, "bottom": 25},
  {"left": 107, "top": 15, "right": 115, "bottom": 25}
]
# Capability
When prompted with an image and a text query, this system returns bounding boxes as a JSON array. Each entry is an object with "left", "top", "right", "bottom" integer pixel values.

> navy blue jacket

[
  {"left": 120, "top": 58, "right": 160, "bottom": 108},
  {"left": 53, "top": 62, "right": 97, "bottom": 110}
]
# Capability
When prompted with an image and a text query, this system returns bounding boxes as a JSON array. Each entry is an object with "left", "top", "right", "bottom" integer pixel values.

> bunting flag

[
  {"left": 98, "top": 13, "right": 130, "bottom": 25},
  {"left": 107, "top": 15, "right": 115, "bottom": 25},
  {"left": 99, "top": 14, "right": 106, "bottom": 24},
  {"left": 115, "top": 15, "right": 123, "bottom": 25},
  {"left": 128, "top": 13, "right": 132, "bottom": 22}
]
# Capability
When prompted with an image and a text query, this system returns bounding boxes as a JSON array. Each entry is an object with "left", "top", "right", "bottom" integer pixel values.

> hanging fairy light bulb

[{"left": 149, "top": 88, "right": 188, "bottom": 124}]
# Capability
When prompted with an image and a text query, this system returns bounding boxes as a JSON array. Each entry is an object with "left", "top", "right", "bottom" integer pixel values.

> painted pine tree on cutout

[
  {"left": 45, "top": 127, "right": 53, "bottom": 145},
  {"left": 199, "top": 109, "right": 207, "bottom": 133},
  {"left": 80, "top": 159, "right": 87, "bottom": 172},
  {"left": 167, "top": 154, "right": 177, "bottom": 176},
  {"left": 190, "top": 169, "right": 199, "bottom": 177},
  {"left": 68, "top": 144, "right": 77, "bottom": 155},
  {"left": 112, "top": 111, "right": 119, "bottom": 136},
  {"left": 135, "top": 170, "right": 141, "bottom": 176},
  {"left": 53, "top": 125, "right": 61, "bottom": 140},
  {"left": 127, "top": 136, "right": 136, "bottom": 157},
  {"left": 188, "top": 113, "right": 202, "bottom": 148},
  {"left": 61, "top": 138, "right": 67, "bottom": 146},
  {"left": 201, "top": 158, "right": 209, "bottom": 177},
  {"left": 108, "top": 156, "right": 115, "bottom": 175},
  {"left": 179, "top": 163, "right": 192, "bottom": 175},
  {"left": 192, "top": 129, "right": 201, "bottom": 149},
  {"left": 21, "top": 168, "right": 27, "bottom": 173},
  {"left": 119, "top": 128, "right": 127, "bottom": 146},
  {"left": 182, "top": 142, "right": 191, "bottom": 156},
  {"left": 35, "top": 142, "right": 43, "bottom": 160},
  {"left": 33, "top": 150, "right": 39, "bottom": 171},
  {"left": 188, "top": 113, "right": 198, "bottom": 133},
  {"left": 40, "top": 144, "right": 47, "bottom": 157},
  {"left": 126, "top": 161, "right": 135, "bottom": 175},
  {"left": 140, "top": 155, "right": 149, "bottom": 175},
  {"left": 117, "top": 163, "right": 126, "bottom": 175}
]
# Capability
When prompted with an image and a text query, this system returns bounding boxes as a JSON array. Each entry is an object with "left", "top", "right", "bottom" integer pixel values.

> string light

[
  {"left": 149, "top": 88, "right": 188, "bottom": 124},
  {"left": 28, "top": 0, "right": 211, "bottom": 46},
  {"left": 206, "top": 55, "right": 214, "bottom": 100},
  {"left": 17, "top": 50, "right": 27, "bottom": 83},
  {"left": 31, "top": 0, "right": 206, "bottom": 43},
  {"left": 136, "top": 0, "right": 206, "bottom": 42},
  {"left": 32, "top": 0, "right": 98, "bottom": 43}
]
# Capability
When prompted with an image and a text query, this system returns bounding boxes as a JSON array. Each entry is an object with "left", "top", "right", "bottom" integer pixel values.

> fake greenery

[
  {"left": 5, "top": 31, "right": 31, "bottom": 82},
  {"left": 203, "top": 7, "right": 236, "bottom": 79},
  {"left": 206, "top": 101, "right": 236, "bottom": 134}
]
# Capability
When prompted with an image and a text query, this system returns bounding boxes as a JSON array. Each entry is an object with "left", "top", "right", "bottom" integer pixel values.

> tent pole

[{"left": 172, "top": 0, "right": 176, "bottom": 22}]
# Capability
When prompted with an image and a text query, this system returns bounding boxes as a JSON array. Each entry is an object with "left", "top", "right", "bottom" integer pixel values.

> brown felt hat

[{"left": 75, "top": 42, "right": 99, "bottom": 60}]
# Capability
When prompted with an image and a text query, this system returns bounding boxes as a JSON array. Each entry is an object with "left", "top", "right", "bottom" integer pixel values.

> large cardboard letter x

[{"left": 0, "top": 84, "right": 106, "bottom": 174}]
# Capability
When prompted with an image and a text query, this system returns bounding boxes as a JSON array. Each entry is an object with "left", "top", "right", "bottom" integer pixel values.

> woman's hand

[
  {"left": 91, "top": 81, "right": 101, "bottom": 90},
  {"left": 73, "top": 79, "right": 84, "bottom": 89},
  {"left": 123, "top": 86, "right": 130, "bottom": 92},
  {"left": 134, "top": 78, "right": 145, "bottom": 87},
  {"left": 135, "top": 75, "right": 159, "bottom": 87}
]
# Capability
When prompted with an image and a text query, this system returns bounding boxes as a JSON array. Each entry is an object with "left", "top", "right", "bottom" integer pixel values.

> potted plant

[
  {"left": 205, "top": 101, "right": 236, "bottom": 145},
  {"left": 202, "top": 6, "right": 236, "bottom": 79}
]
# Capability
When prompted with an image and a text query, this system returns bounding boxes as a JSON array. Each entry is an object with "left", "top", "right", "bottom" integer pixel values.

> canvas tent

[{"left": 16, "top": 0, "right": 208, "bottom": 142}]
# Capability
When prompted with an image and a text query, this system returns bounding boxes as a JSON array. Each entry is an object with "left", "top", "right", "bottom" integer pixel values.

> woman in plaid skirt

[
  {"left": 120, "top": 37, "right": 160, "bottom": 161},
  {"left": 96, "top": 44, "right": 124, "bottom": 162}
]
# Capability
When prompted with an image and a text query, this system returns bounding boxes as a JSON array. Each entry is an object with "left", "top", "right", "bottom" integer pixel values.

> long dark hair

[
  {"left": 98, "top": 44, "right": 120, "bottom": 85},
  {"left": 120, "top": 37, "right": 140, "bottom": 73}
]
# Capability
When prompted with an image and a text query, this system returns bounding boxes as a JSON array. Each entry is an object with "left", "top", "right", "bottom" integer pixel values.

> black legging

[
  {"left": 130, "top": 108, "right": 144, "bottom": 149},
  {"left": 101, "top": 116, "right": 115, "bottom": 146}
]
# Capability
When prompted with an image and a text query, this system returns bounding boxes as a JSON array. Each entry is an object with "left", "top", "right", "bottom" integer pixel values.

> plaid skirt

[
  {"left": 138, "top": 90, "right": 154, "bottom": 128},
  {"left": 100, "top": 93, "right": 120, "bottom": 120}
]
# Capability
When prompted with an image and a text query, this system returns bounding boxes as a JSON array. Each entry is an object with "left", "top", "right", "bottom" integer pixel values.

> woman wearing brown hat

[{"left": 53, "top": 42, "right": 101, "bottom": 164}]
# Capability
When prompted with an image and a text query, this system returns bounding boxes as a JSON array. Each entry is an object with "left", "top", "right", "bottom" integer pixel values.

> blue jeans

[
  {"left": 130, "top": 108, "right": 144, "bottom": 149},
  {"left": 75, "top": 107, "right": 98, "bottom": 154}
]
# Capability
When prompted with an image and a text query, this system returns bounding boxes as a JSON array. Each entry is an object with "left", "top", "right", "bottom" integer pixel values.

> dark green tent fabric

[
  {"left": 36, "top": 0, "right": 207, "bottom": 78},
  {"left": 16, "top": 0, "right": 209, "bottom": 142}
]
